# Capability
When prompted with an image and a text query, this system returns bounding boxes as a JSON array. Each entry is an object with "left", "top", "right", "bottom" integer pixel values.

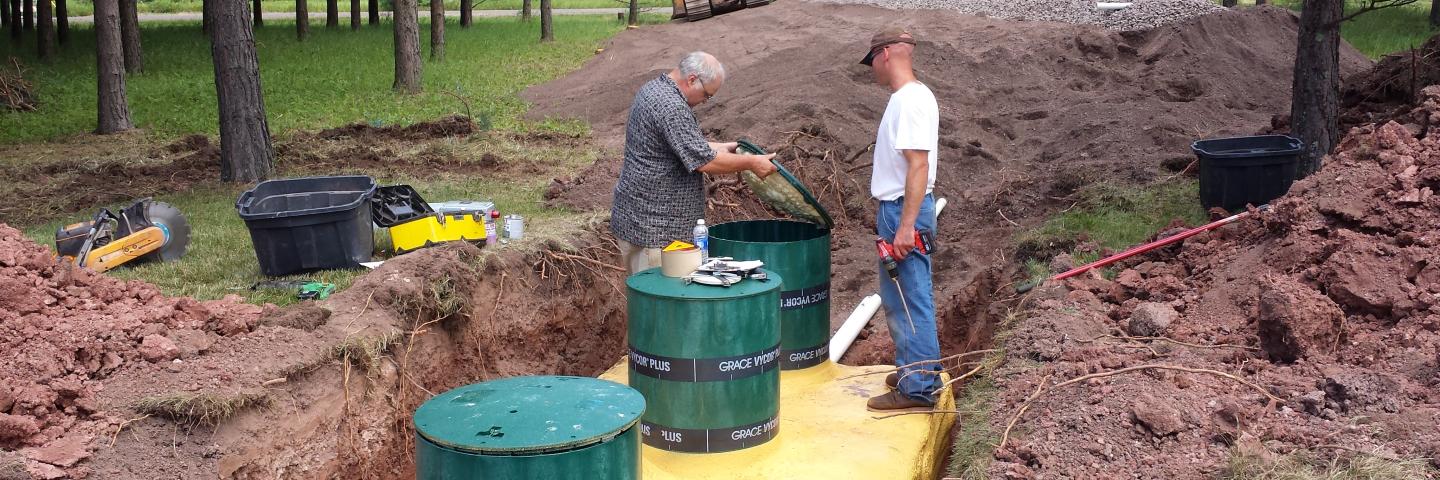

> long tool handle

[
  {"left": 893, "top": 277, "right": 916, "bottom": 334},
  {"left": 1017, "top": 206, "right": 1264, "bottom": 293}
]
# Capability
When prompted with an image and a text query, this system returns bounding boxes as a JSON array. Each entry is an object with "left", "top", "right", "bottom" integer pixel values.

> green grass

[
  {"left": 1016, "top": 180, "right": 1207, "bottom": 264},
  {"left": 19, "top": 132, "right": 599, "bottom": 306},
  {"left": 57, "top": 0, "right": 669, "bottom": 16},
  {"left": 1222, "top": 448, "right": 1436, "bottom": 480},
  {"left": 0, "top": 15, "right": 654, "bottom": 144},
  {"left": 1231, "top": 0, "right": 1435, "bottom": 59}
]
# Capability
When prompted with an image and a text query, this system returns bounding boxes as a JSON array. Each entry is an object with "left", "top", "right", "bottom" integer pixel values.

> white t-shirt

[{"left": 871, "top": 81, "right": 939, "bottom": 201}]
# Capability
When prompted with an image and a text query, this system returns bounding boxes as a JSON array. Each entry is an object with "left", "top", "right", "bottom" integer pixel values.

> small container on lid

[{"left": 414, "top": 376, "right": 646, "bottom": 479}]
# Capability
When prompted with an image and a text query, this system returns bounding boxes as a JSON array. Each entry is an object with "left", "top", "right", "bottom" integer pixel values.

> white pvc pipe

[
  {"left": 1097, "top": 2, "right": 1132, "bottom": 10},
  {"left": 935, "top": 197, "right": 947, "bottom": 218},
  {"left": 829, "top": 294, "right": 883, "bottom": 363}
]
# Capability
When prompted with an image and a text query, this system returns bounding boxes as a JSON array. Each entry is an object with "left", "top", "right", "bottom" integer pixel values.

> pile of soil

[
  {"left": 0, "top": 224, "right": 263, "bottom": 479},
  {"left": 985, "top": 90, "right": 1440, "bottom": 477},
  {"left": 1342, "top": 33, "right": 1440, "bottom": 129},
  {"left": 526, "top": 1, "right": 1370, "bottom": 363}
]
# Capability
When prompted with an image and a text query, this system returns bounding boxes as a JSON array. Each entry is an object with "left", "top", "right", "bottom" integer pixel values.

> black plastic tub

[
  {"left": 1192, "top": 135, "right": 1303, "bottom": 212},
  {"left": 236, "top": 175, "right": 377, "bottom": 276}
]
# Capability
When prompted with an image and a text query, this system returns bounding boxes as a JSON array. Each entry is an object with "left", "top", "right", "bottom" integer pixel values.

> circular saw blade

[{"left": 144, "top": 201, "right": 191, "bottom": 262}]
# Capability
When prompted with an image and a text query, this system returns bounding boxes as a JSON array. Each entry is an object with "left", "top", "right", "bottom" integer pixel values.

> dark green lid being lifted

[
  {"left": 736, "top": 140, "right": 834, "bottom": 230},
  {"left": 414, "top": 376, "right": 645, "bottom": 455}
]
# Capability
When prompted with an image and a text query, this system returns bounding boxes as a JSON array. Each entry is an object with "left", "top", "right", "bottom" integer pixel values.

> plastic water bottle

[{"left": 693, "top": 219, "right": 709, "bottom": 263}]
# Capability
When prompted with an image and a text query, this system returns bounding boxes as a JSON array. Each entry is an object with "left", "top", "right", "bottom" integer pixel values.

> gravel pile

[{"left": 821, "top": 0, "right": 1228, "bottom": 31}]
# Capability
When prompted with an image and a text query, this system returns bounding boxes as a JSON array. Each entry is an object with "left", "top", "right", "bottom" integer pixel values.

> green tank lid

[
  {"left": 414, "top": 376, "right": 645, "bottom": 455},
  {"left": 626, "top": 268, "right": 782, "bottom": 300}
]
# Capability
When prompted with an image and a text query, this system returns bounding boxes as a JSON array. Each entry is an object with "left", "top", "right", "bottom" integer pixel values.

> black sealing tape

[
  {"left": 781, "top": 343, "right": 829, "bottom": 369},
  {"left": 779, "top": 282, "right": 830, "bottom": 311},
  {"left": 629, "top": 344, "right": 781, "bottom": 382},
  {"left": 639, "top": 416, "right": 779, "bottom": 453}
]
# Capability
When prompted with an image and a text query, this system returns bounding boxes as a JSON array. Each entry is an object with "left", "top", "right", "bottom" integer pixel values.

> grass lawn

[
  {"left": 1233, "top": 0, "right": 1435, "bottom": 59},
  {"left": 19, "top": 132, "right": 602, "bottom": 306},
  {"left": 0, "top": 15, "right": 663, "bottom": 144},
  {"left": 58, "top": 0, "right": 670, "bottom": 16}
]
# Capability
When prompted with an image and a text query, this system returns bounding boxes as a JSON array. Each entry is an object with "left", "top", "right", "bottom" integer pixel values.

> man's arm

[
  {"left": 697, "top": 150, "right": 778, "bottom": 177},
  {"left": 891, "top": 148, "right": 929, "bottom": 259}
]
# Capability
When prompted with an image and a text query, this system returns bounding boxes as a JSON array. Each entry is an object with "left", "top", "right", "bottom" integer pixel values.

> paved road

[{"left": 65, "top": 7, "right": 671, "bottom": 23}]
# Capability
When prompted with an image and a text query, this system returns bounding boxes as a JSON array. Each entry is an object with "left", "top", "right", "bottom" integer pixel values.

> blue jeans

[{"left": 876, "top": 194, "right": 940, "bottom": 402}]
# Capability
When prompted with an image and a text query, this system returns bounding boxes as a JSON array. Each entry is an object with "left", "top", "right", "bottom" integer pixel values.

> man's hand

[
  {"left": 892, "top": 223, "right": 917, "bottom": 259},
  {"left": 710, "top": 141, "right": 739, "bottom": 154},
  {"left": 751, "top": 153, "right": 778, "bottom": 178}
]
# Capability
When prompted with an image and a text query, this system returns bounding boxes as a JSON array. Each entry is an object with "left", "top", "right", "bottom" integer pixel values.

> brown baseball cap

[{"left": 860, "top": 27, "right": 916, "bottom": 66}]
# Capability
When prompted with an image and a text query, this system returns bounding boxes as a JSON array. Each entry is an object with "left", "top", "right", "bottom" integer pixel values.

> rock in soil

[
  {"left": 1127, "top": 302, "right": 1177, "bottom": 337},
  {"left": 1256, "top": 275, "right": 1345, "bottom": 363}
]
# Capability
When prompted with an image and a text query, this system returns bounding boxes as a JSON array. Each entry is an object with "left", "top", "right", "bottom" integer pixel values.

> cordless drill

[{"left": 874, "top": 229, "right": 937, "bottom": 278}]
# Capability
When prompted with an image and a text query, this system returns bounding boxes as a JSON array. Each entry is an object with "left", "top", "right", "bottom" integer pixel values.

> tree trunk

[
  {"left": 627, "top": 0, "right": 636, "bottom": 26},
  {"left": 429, "top": 0, "right": 443, "bottom": 60},
  {"left": 459, "top": 0, "right": 469, "bottom": 27},
  {"left": 2, "top": 0, "right": 9, "bottom": 31},
  {"left": 521, "top": 0, "right": 530, "bottom": 21},
  {"left": 1221, "top": 0, "right": 1237, "bottom": 6},
  {"left": 368, "top": 0, "right": 378, "bottom": 24},
  {"left": 1256, "top": 0, "right": 1266, "bottom": 4},
  {"left": 211, "top": 0, "right": 274, "bottom": 183},
  {"left": 539, "top": 0, "right": 551, "bottom": 41},
  {"left": 55, "top": 0, "right": 66, "bottom": 44},
  {"left": 8, "top": 0, "right": 19, "bottom": 41},
  {"left": 350, "top": 0, "right": 359, "bottom": 29},
  {"left": 1431, "top": 0, "right": 1440, "bottom": 27},
  {"left": 295, "top": 0, "right": 307, "bottom": 39},
  {"left": 119, "top": 0, "right": 142, "bottom": 74},
  {"left": 22, "top": 0, "right": 31, "bottom": 30},
  {"left": 35, "top": 0, "right": 52, "bottom": 59},
  {"left": 326, "top": 0, "right": 337, "bottom": 27},
  {"left": 202, "top": 0, "right": 212, "bottom": 36},
  {"left": 1290, "top": 0, "right": 1343, "bottom": 178},
  {"left": 392, "top": 0, "right": 421, "bottom": 93},
  {"left": 252, "top": 0, "right": 261, "bottom": 27},
  {"left": 95, "top": 0, "right": 133, "bottom": 133}
]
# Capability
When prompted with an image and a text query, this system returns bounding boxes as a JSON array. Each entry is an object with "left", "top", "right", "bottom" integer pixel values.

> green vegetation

[
  {"left": 1017, "top": 179, "right": 1207, "bottom": 267},
  {"left": 20, "top": 132, "right": 598, "bottom": 306},
  {"left": 0, "top": 15, "right": 656, "bottom": 144},
  {"left": 134, "top": 392, "right": 272, "bottom": 427},
  {"left": 59, "top": 0, "right": 669, "bottom": 16},
  {"left": 1221, "top": 448, "right": 1436, "bottom": 480},
  {"left": 1234, "top": 0, "right": 1434, "bottom": 59}
]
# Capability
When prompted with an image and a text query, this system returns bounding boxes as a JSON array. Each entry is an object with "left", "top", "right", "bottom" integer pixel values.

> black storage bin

[
  {"left": 370, "top": 185, "right": 435, "bottom": 227},
  {"left": 1192, "top": 135, "right": 1303, "bottom": 212},
  {"left": 237, "top": 175, "right": 378, "bottom": 276}
]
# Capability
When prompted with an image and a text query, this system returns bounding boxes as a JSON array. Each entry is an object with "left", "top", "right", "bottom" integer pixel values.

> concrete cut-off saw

[{"left": 54, "top": 198, "right": 192, "bottom": 272}]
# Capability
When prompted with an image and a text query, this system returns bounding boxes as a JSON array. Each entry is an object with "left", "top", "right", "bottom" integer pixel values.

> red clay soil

[
  {"left": 525, "top": 2, "right": 1371, "bottom": 364},
  {"left": 0, "top": 231, "right": 629, "bottom": 479},
  {"left": 985, "top": 90, "right": 1440, "bottom": 478},
  {"left": 0, "top": 224, "right": 263, "bottom": 479}
]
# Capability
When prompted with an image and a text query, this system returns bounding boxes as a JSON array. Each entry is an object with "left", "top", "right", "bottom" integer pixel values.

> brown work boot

[
  {"left": 885, "top": 372, "right": 899, "bottom": 389},
  {"left": 866, "top": 391, "right": 935, "bottom": 412}
]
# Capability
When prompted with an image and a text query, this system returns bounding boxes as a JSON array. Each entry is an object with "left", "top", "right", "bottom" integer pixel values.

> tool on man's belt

[
  {"left": 251, "top": 279, "right": 336, "bottom": 300},
  {"left": 55, "top": 198, "right": 191, "bottom": 273}
]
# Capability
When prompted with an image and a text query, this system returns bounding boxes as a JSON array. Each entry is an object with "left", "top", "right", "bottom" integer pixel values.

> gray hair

[{"left": 679, "top": 52, "right": 726, "bottom": 84}]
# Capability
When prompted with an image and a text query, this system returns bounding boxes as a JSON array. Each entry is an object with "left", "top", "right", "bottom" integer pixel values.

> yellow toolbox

[{"left": 388, "top": 212, "right": 487, "bottom": 254}]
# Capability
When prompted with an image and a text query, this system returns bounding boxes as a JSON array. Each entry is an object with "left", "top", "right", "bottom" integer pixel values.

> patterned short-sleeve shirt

[{"left": 610, "top": 75, "right": 717, "bottom": 247}]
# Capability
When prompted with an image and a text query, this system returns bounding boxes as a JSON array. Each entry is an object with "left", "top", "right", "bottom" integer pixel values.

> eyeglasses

[{"left": 695, "top": 77, "right": 716, "bottom": 101}]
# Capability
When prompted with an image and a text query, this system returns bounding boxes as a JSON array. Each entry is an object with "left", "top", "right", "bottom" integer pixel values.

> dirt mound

[
  {"left": 1342, "top": 33, "right": 1440, "bottom": 129},
  {"left": 307, "top": 115, "right": 476, "bottom": 143},
  {"left": 984, "top": 90, "right": 1440, "bottom": 477},
  {"left": 0, "top": 224, "right": 263, "bottom": 478},
  {"left": 528, "top": 2, "right": 1369, "bottom": 365}
]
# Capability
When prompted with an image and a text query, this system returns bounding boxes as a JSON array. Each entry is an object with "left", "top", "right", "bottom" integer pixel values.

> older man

[
  {"left": 611, "top": 51, "right": 777, "bottom": 274},
  {"left": 862, "top": 27, "right": 943, "bottom": 412}
]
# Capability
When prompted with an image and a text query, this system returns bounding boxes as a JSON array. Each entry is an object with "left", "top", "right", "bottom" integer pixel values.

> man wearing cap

[
  {"left": 611, "top": 51, "right": 778, "bottom": 275},
  {"left": 862, "top": 28, "right": 944, "bottom": 412}
]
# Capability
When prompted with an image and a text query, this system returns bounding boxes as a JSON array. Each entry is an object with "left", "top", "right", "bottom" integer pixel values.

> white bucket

[{"left": 505, "top": 215, "right": 525, "bottom": 240}]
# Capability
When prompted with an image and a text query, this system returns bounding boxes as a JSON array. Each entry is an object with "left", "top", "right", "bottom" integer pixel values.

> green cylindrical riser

[
  {"left": 710, "top": 220, "right": 831, "bottom": 370},
  {"left": 626, "top": 269, "right": 782, "bottom": 453},
  {"left": 415, "top": 426, "right": 640, "bottom": 479}
]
